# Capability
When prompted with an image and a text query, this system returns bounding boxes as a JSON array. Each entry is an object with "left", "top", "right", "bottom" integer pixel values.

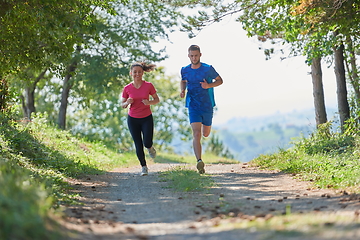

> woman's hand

[
  {"left": 122, "top": 97, "right": 133, "bottom": 108},
  {"left": 127, "top": 97, "right": 134, "bottom": 104},
  {"left": 142, "top": 99, "right": 150, "bottom": 105}
]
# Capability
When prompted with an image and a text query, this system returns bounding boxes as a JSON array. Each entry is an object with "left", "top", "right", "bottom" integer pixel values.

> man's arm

[
  {"left": 201, "top": 75, "right": 223, "bottom": 89},
  {"left": 180, "top": 80, "right": 187, "bottom": 98}
]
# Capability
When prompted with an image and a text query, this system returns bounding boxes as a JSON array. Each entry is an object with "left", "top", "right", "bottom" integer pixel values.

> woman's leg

[
  {"left": 142, "top": 114, "right": 154, "bottom": 149},
  {"left": 127, "top": 115, "right": 146, "bottom": 166}
]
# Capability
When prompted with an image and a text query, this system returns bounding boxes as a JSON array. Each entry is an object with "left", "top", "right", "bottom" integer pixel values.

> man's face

[{"left": 188, "top": 50, "right": 201, "bottom": 65}]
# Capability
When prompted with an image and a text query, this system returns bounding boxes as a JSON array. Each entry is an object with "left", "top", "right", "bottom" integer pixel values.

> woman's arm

[
  {"left": 121, "top": 97, "right": 133, "bottom": 108},
  {"left": 142, "top": 93, "right": 160, "bottom": 105}
]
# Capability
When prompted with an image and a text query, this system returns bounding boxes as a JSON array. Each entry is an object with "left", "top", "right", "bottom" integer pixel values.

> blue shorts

[{"left": 188, "top": 109, "right": 213, "bottom": 126}]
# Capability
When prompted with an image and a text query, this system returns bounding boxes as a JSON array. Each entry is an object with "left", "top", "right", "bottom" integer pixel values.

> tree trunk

[
  {"left": 333, "top": 43, "right": 350, "bottom": 132},
  {"left": 0, "top": 78, "right": 9, "bottom": 112},
  {"left": 21, "top": 69, "right": 47, "bottom": 120},
  {"left": 58, "top": 45, "right": 81, "bottom": 130},
  {"left": 345, "top": 36, "right": 360, "bottom": 107},
  {"left": 311, "top": 57, "right": 327, "bottom": 127},
  {"left": 58, "top": 62, "right": 77, "bottom": 130}
]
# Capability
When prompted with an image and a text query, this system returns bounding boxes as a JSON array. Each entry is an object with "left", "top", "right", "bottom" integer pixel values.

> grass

[
  {"left": 155, "top": 152, "right": 238, "bottom": 165},
  {"left": 0, "top": 114, "right": 140, "bottom": 240},
  {"left": 2, "top": 112, "right": 360, "bottom": 239},
  {"left": 159, "top": 166, "right": 215, "bottom": 192},
  {"left": 216, "top": 212, "right": 360, "bottom": 239},
  {"left": 0, "top": 113, "right": 235, "bottom": 239},
  {"left": 246, "top": 121, "right": 360, "bottom": 193},
  {"left": 159, "top": 121, "right": 360, "bottom": 238},
  {"left": 250, "top": 144, "right": 360, "bottom": 193}
]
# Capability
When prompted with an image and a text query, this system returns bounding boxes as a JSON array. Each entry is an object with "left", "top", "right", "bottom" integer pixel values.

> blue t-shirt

[{"left": 181, "top": 63, "right": 219, "bottom": 112}]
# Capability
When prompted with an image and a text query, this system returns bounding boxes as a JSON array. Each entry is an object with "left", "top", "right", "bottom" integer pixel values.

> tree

[
  {"left": 0, "top": 79, "right": 9, "bottom": 112},
  {"left": 4, "top": 0, "right": 182, "bottom": 128},
  {"left": 345, "top": 36, "right": 360, "bottom": 108},
  {"left": 334, "top": 42, "right": 350, "bottom": 130},
  {"left": 19, "top": 69, "right": 49, "bottom": 120},
  {"left": 167, "top": 0, "right": 360, "bottom": 130},
  {"left": 207, "top": 133, "right": 234, "bottom": 159},
  {"left": 67, "top": 67, "right": 191, "bottom": 151},
  {"left": 311, "top": 57, "right": 328, "bottom": 126},
  {"left": 55, "top": 0, "right": 181, "bottom": 129},
  {"left": 0, "top": 0, "right": 117, "bottom": 116},
  {"left": 0, "top": 0, "right": 116, "bottom": 77}
]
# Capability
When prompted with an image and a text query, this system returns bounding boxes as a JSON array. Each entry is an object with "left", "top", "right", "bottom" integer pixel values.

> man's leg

[
  {"left": 191, "top": 122, "right": 202, "bottom": 160},
  {"left": 202, "top": 125, "right": 211, "bottom": 137},
  {"left": 191, "top": 122, "right": 205, "bottom": 174}
]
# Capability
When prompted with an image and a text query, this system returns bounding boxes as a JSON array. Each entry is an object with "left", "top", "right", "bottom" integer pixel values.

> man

[{"left": 180, "top": 45, "right": 223, "bottom": 174}]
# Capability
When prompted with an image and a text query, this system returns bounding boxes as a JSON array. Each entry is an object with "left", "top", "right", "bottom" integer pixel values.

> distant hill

[{"left": 213, "top": 108, "right": 338, "bottom": 162}]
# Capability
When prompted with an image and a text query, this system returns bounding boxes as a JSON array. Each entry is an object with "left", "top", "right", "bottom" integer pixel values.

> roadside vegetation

[
  {"left": 160, "top": 119, "right": 360, "bottom": 195},
  {"left": 2, "top": 111, "right": 360, "bottom": 239},
  {"left": 0, "top": 113, "right": 234, "bottom": 239},
  {"left": 158, "top": 118, "right": 360, "bottom": 238},
  {"left": 251, "top": 120, "right": 360, "bottom": 194},
  {"left": 2, "top": 1, "right": 360, "bottom": 239},
  {"left": 159, "top": 166, "right": 216, "bottom": 192},
  {"left": 0, "top": 114, "right": 138, "bottom": 240}
]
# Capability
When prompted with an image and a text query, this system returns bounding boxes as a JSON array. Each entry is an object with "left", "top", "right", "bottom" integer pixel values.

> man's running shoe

[
  {"left": 141, "top": 166, "right": 148, "bottom": 176},
  {"left": 197, "top": 159, "right": 205, "bottom": 174},
  {"left": 147, "top": 146, "right": 156, "bottom": 159}
]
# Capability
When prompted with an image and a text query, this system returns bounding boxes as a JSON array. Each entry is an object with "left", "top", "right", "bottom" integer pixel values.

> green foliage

[
  {"left": 0, "top": 159, "right": 59, "bottom": 240},
  {"left": 159, "top": 166, "right": 215, "bottom": 192},
  {"left": 0, "top": 108, "right": 235, "bottom": 238},
  {"left": 65, "top": 67, "right": 191, "bottom": 152},
  {"left": 294, "top": 121, "right": 355, "bottom": 155},
  {"left": 5, "top": 0, "right": 184, "bottom": 131},
  {"left": 174, "top": 0, "right": 360, "bottom": 64},
  {"left": 155, "top": 152, "right": 237, "bottom": 165},
  {"left": 1, "top": 114, "right": 103, "bottom": 178},
  {"left": 0, "top": 112, "right": 139, "bottom": 238},
  {"left": 218, "top": 120, "right": 312, "bottom": 162},
  {"left": 0, "top": 79, "right": 11, "bottom": 112},
  {"left": 0, "top": 0, "right": 117, "bottom": 76},
  {"left": 206, "top": 133, "right": 234, "bottom": 159},
  {"left": 251, "top": 118, "right": 360, "bottom": 193},
  {"left": 0, "top": 115, "right": 60, "bottom": 239}
]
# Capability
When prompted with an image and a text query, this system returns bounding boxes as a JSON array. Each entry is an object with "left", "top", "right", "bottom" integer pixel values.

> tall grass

[
  {"left": 251, "top": 121, "right": 360, "bottom": 193},
  {"left": 0, "top": 113, "right": 235, "bottom": 239},
  {"left": 0, "top": 114, "right": 139, "bottom": 239}
]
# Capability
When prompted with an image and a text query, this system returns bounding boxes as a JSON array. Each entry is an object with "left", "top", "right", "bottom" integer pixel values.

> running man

[{"left": 180, "top": 45, "right": 223, "bottom": 174}]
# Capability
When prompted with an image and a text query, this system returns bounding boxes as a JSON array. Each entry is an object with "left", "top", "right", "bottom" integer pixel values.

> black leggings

[{"left": 127, "top": 114, "right": 154, "bottom": 166}]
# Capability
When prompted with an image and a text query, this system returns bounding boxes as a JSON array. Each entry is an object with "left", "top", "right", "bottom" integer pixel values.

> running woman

[{"left": 122, "top": 62, "right": 159, "bottom": 176}]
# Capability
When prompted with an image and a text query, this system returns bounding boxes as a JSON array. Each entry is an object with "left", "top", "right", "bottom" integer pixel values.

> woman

[{"left": 121, "top": 62, "right": 160, "bottom": 176}]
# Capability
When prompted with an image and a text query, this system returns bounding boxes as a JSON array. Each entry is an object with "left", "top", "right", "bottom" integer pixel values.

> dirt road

[{"left": 61, "top": 163, "right": 360, "bottom": 240}]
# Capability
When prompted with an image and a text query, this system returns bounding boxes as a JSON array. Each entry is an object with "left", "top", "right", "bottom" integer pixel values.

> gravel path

[{"left": 61, "top": 163, "right": 360, "bottom": 240}]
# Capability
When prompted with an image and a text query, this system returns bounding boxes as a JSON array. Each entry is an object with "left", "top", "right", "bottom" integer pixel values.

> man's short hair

[{"left": 188, "top": 45, "right": 201, "bottom": 52}]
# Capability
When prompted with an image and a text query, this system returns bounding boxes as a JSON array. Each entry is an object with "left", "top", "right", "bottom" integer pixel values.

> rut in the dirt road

[{"left": 62, "top": 163, "right": 360, "bottom": 240}]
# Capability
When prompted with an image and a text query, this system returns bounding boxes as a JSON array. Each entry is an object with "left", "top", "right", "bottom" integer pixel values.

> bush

[
  {"left": 251, "top": 119, "right": 360, "bottom": 193},
  {"left": 293, "top": 121, "right": 355, "bottom": 155},
  {"left": 0, "top": 158, "right": 59, "bottom": 240}
]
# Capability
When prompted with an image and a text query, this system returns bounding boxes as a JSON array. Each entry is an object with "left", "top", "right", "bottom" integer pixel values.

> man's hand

[
  {"left": 180, "top": 90, "right": 185, "bottom": 98},
  {"left": 200, "top": 79, "right": 209, "bottom": 89}
]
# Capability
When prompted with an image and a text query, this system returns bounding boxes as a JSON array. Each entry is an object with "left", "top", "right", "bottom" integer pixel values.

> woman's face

[{"left": 130, "top": 66, "right": 144, "bottom": 81}]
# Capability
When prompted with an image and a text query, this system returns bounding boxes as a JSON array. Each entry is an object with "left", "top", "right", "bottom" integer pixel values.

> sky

[{"left": 153, "top": 17, "right": 338, "bottom": 125}]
